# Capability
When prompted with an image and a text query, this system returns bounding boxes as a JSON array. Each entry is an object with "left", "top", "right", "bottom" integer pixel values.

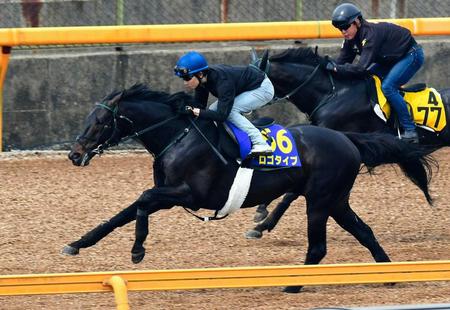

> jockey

[
  {"left": 324, "top": 3, "right": 424, "bottom": 143},
  {"left": 174, "top": 51, "right": 275, "bottom": 155}
]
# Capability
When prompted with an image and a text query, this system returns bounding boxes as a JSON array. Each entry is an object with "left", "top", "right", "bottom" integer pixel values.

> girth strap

[{"left": 183, "top": 207, "right": 229, "bottom": 222}]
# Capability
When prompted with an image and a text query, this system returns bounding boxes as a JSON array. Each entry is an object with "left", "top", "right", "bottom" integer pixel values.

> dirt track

[{"left": 0, "top": 149, "right": 449, "bottom": 309}]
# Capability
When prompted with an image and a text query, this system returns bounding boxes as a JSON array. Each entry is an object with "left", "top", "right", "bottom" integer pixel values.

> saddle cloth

[
  {"left": 371, "top": 75, "right": 447, "bottom": 132},
  {"left": 224, "top": 121, "right": 301, "bottom": 168}
]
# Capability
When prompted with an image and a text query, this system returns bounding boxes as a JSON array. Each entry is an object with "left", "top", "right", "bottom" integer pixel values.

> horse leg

[
  {"left": 284, "top": 199, "right": 330, "bottom": 294},
  {"left": 246, "top": 192, "right": 300, "bottom": 239},
  {"left": 62, "top": 202, "right": 138, "bottom": 255},
  {"left": 132, "top": 184, "right": 194, "bottom": 264},
  {"left": 253, "top": 203, "right": 269, "bottom": 222},
  {"left": 331, "top": 201, "right": 390, "bottom": 263}
]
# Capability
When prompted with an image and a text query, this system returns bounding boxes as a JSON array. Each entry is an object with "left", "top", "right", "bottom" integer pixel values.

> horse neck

[
  {"left": 121, "top": 100, "right": 225, "bottom": 163},
  {"left": 119, "top": 100, "right": 191, "bottom": 156},
  {"left": 271, "top": 63, "right": 333, "bottom": 115}
]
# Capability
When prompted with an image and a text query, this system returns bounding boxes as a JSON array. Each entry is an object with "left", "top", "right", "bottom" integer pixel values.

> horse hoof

[
  {"left": 245, "top": 229, "right": 263, "bottom": 239},
  {"left": 253, "top": 210, "right": 269, "bottom": 223},
  {"left": 61, "top": 245, "right": 79, "bottom": 256},
  {"left": 283, "top": 286, "right": 302, "bottom": 293},
  {"left": 131, "top": 250, "right": 145, "bottom": 264}
]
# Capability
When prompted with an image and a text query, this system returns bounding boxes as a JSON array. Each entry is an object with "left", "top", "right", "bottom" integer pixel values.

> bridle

[{"left": 76, "top": 102, "right": 181, "bottom": 161}]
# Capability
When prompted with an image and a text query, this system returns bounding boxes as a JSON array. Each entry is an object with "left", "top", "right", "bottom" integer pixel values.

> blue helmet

[{"left": 174, "top": 51, "right": 209, "bottom": 78}]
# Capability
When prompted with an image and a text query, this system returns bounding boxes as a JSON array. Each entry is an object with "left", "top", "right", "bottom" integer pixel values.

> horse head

[
  {"left": 68, "top": 91, "right": 124, "bottom": 166},
  {"left": 69, "top": 84, "right": 192, "bottom": 167}
]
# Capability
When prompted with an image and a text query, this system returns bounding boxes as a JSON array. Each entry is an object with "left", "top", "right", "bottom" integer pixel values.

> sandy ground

[{"left": 0, "top": 149, "right": 449, "bottom": 310}]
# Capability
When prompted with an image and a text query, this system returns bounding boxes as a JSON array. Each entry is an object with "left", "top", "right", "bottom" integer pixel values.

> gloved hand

[
  {"left": 319, "top": 55, "right": 337, "bottom": 72},
  {"left": 178, "top": 105, "right": 194, "bottom": 115}
]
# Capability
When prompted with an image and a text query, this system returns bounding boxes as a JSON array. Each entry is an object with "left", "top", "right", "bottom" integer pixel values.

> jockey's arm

[
  {"left": 336, "top": 40, "right": 357, "bottom": 65},
  {"left": 193, "top": 82, "right": 235, "bottom": 122},
  {"left": 335, "top": 44, "right": 376, "bottom": 78}
]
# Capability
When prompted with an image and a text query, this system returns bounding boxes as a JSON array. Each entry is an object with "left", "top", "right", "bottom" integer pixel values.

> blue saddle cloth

[{"left": 225, "top": 121, "right": 301, "bottom": 168}]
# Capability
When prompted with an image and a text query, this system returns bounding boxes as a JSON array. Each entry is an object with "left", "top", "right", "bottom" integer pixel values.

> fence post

[
  {"left": 220, "top": 0, "right": 228, "bottom": 23},
  {"left": 0, "top": 46, "right": 11, "bottom": 152},
  {"left": 116, "top": 0, "right": 124, "bottom": 25},
  {"left": 103, "top": 275, "right": 129, "bottom": 310}
]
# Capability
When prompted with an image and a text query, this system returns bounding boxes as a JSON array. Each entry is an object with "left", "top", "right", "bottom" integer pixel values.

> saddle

[
  {"left": 217, "top": 118, "right": 301, "bottom": 169},
  {"left": 368, "top": 75, "right": 447, "bottom": 132}
]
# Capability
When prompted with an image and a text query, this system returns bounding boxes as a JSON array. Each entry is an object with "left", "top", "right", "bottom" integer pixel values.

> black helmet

[{"left": 331, "top": 3, "right": 362, "bottom": 30}]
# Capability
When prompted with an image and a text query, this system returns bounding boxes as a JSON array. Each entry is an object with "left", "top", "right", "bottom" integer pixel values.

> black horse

[
  {"left": 248, "top": 46, "right": 448, "bottom": 225},
  {"left": 65, "top": 84, "right": 434, "bottom": 293}
]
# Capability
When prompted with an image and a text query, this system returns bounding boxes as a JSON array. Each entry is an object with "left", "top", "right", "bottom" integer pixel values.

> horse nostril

[{"left": 68, "top": 152, "right": 80, "bottom": 161}]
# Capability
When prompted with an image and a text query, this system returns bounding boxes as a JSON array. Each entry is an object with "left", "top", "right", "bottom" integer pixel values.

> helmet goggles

[
  {"left": 332, "top": 20, "right": 353, "bottom": 31},
  {"left": 174, "top": 66, "right": 194, "bottom": 81}
]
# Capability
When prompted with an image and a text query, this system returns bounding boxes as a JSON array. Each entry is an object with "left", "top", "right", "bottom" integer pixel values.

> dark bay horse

[
  {"left": 65, "top": 84, "right": 434, "bottom": 293},
  {"left": 248, "top": 46, "right": 448, "bottom": 225}
]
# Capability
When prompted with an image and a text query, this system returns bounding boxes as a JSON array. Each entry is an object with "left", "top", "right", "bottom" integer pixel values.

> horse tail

[{"left": 343, "top": 132, "right": 438, "bottom": 205}]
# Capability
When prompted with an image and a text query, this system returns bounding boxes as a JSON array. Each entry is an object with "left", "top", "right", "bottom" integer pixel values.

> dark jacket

[
  {"left": 194, "top": 64, "right": 265, "bottom": 122},
  {"left": 335, "top": 20, "right": 416, "bottom": 78}
]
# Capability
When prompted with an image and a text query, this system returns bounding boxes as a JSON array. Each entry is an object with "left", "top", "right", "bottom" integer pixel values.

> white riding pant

[{"left": 209, "top": 76, "right": 274, "bottom": 146}]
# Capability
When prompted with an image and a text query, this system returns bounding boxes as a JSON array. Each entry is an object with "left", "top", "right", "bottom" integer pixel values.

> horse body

[
  {"left": 311, "top": 80, "right": 386, "bottom": 132},
  {"left": 66, "top": 84, "right": 433, "bottom": 293},
  {"left": 249, "top": 47, "right": 446, "bottom": 226}
]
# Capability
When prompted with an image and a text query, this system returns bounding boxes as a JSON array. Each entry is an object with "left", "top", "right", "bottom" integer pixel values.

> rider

[
  {"left": 324, "top": 3, "right": 424, "bottom": 143},
  {"left": 174, "top": 51, "right": 275, "bottom": 156}
]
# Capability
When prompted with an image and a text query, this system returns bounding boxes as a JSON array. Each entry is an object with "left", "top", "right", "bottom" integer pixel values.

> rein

[
  {"left": 188, "top": 118, "right": 228, "bottom": 165},
  {"left": 271, "top": 64, "right": 321, "bottom": 103},
  {"left": 90, "top": 103, "right": 181, "bottom": 157},
  {"left": 308, "top": 71, "right": 336, "bottom": 121},
  {"left": 269, "top": 63, "right": 337, "bottom": 121}
]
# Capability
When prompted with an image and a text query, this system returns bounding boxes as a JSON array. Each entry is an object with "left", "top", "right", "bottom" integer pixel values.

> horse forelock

[{"left": 270, "top": 47, "right": 321, "bottom": 66}]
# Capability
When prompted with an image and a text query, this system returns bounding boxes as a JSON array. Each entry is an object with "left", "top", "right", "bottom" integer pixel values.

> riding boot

[
  {"left": 400, "top": 128, "right": 419, "bottom": 143},
  {"left": 250, "top": 143, "right": 273, "bottom": 155}
]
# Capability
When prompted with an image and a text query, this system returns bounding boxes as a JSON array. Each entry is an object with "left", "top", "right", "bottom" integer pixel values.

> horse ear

[
  {"left": 108, "top": 92, "right": 123, "bottom": 107},
  {"left": 314, "top": 46, "right": 318, "bottom": 56},
  {"left": 260, "top": 49, "right": 269, "bottom": 72},
  {"left": 250, "top": 47, "right": 258, "bottom": 63}
]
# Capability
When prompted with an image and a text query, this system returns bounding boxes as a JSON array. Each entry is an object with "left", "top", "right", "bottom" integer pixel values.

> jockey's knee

[{"left": 381, "top": 82, "right": 397, "bottom": 98}]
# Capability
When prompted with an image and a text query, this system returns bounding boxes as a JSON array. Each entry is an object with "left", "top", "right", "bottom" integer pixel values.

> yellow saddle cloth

[{"left": 373, "top": 76, "right": 447, "bottom": 132}]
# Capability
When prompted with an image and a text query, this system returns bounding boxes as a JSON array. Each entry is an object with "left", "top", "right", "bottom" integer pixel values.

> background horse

[
  {"left": 249, "top": 46, "right": 448, "bottom": 224},
  {"left": 65, "top": 84, "right": 434, "bottom": 293},
  {"left": 252, "top": 46, "right": 450, "bottom": 144}
]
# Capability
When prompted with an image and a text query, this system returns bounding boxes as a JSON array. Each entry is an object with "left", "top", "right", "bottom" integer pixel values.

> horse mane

[
  {"left": 103, "top": 83, "right": 196, "bottom": 107},
  {"left": 270, "top": 47, "right": 321, "bottom": 66}
]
